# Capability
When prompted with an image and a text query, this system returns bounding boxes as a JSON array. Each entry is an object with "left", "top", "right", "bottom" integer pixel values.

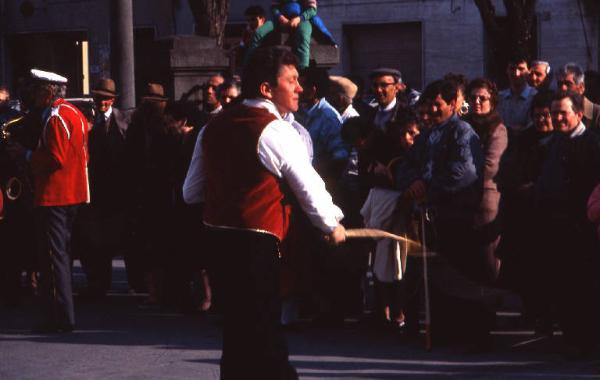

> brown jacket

[{"left": 583, "top": 97, "right": 600, "bottom": 131}]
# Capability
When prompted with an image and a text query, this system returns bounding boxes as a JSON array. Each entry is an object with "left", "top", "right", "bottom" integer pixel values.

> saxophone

[{"left": 0, "top": 116, "right": 27, "bottom": 201}]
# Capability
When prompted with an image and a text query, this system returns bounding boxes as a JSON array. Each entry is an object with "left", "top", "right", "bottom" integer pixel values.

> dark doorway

[
  {"left": 484, "top": 17, "right": 538, "bottom": 89},
  {"left": 134, "top": 28, "right": 161, "bottom": 104},
  {"left": 7, "top": 31, "right": 88, "bottom": 97},
  {"left": 344, "top": 22, "right": 423, "bottom": 91}
]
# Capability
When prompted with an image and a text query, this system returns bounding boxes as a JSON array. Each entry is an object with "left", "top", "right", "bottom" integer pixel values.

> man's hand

[
  {"left": 289, "top": 17, "right": 301, "bottom": 29},
  {"left": 404, "top": 179, "right": 427, "bottom": 202},
  {"left": 327, "top": 224, "right": 346, "bottom": 245},
  {"left": 278, "top": 15, "right": 290, "bottom": 27}
]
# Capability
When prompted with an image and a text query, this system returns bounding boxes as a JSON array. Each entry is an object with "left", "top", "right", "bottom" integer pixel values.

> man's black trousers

[
  {"left": 209, "top": 228, "right": 298, "bottom": 380},
  {"left": 35, "top": 205, "right": 79, "bottom": 327}
]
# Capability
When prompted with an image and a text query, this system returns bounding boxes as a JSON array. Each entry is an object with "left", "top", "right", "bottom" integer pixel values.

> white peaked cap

[{"left": 30, "top": 68, "right": 68, "bottom": 84}]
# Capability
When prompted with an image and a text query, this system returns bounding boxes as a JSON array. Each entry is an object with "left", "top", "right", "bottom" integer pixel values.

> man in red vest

[
  {"left": 26, "top": 70, "right": 89, "bottom": 332},
  {"left": 187, "top": 46, "right": 345, "bottom": 379}
]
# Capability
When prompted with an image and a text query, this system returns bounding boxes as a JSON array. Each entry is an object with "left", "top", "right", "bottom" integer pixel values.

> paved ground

[{"left": 1, "top": 260, "right": 599, "bottom": 380}]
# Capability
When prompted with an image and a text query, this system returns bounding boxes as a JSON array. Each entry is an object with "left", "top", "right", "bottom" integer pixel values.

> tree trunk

[
  {"left": 188, "top": 0, "right": 230, "bottom": 46},
  {"left": 473, "top": 0, "right": 537, "bottom": 83},
  {"left": 473, "top": 0, "right": 536, "bottom": 59}
]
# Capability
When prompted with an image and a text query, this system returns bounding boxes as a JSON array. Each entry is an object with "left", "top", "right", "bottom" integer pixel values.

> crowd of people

[{"left": 1, "top": 41, "right": 600, "bottom": 378}]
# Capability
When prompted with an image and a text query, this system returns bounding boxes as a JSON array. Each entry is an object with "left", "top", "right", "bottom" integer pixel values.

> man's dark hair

[
  {"left": 242, "top": 47, "right": 298, "bottom": 99},
  {"left": 244, "top": 5, "right": 266, "bottom": 18},
  {"left": 421, "top": 79, "right": 458, "bottom": 104},
  {"left": 530, "top": 89, "right": 555, "bottom": 113},
  {"left": 554, "top": 90, "right": 584, "bottom": 114},
  {"left": 507, "top": 54, "right": 529, "bottom": 67},
  {"left": 300, "top": 66, "right": 330, "bottom": 99}
]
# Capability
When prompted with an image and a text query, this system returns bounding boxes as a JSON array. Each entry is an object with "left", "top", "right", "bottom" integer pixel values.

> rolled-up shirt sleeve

[
  {"left": 182, "top": 128, "right": 206, "bottom": 204},
  {"left": 258, "top": 119, "right": 343, "bottom": 233}
]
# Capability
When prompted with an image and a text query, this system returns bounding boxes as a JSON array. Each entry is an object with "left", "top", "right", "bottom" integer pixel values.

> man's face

[
  {"left": 371, "top": 75, "right": 400, "bottom": 107},
  {"left": 203, "top": 75, "right": 225, "bottom": 108},
  {"left": 0, "top": 90, "right": 9, "bottom": 109},
  {"left": 417, "top": 101, "right": 433, "bottom": 130},
  {"left": 33, "top": 87, "right": 53, "bottom": 109},
  {"left": 297, "top": 76, "right": 310, "bottom": 105},
  {"left": 557, "top": 73, "right": 585, "bottom": 95},
  {"left": 270, "top": 64, "right": 303, "bottom": 115},
  {"left": 551, "top": 97, "right": 582, "bottom": 133},
  {"left": 220, "top": 87, "right": 239, "bottom": 105},
  {"left": 247, "top": 15, "right": 266, "bottom": 31},
  {"left": 532, "top": 106, "right": 553, "bottom": 133},
  {"left": 400, "top": 123, "right": 420, "bottom": 151},
  {"left": 506, "top": 61, "right": 529, "bottom": 88},
  {"left": 94, "top": 96, "right": 115, "bottom": 113},
  {"left": 429, "top": 94, "right": 455, "bottom": 126},
  {"left": 529, "top": 64, "right": 548, "bottom": 89}
]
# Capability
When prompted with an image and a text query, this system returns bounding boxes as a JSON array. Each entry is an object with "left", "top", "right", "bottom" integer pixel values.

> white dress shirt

[
  {"left": 283, "top": 112, "right": 313, "bottom": 163},
  {"left": 183, "top": 98, "right": 343, "bottom": 233},
  {"left": 373, "top": 97, "right": 397, "bottom": 131},
  {"left": 341, "top": 104, "right": 360, "bottom": 122}
]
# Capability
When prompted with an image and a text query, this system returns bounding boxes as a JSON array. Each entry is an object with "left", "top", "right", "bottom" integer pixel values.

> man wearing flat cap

[
  {"left": 78, "top": 78, "right": 131, "bottom": 300},
  {"left": 25, "top": 69, "right": 89, "bottom": 332},
  {"left": 367, "top": 68, "right": 409, "bottom": 131},
  {"left": 327, "top": 75, "right": 360, "bottom": 122}
]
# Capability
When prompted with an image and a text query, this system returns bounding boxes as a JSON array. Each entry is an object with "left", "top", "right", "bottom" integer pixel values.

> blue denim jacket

[
  {"left": 297, "top": 98, "right": 348, "bottom": 168},
  {"left": 396, "top": 115, "right": 483, "bottom": 218}
]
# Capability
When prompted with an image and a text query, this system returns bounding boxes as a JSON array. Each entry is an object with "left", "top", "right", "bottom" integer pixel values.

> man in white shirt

[
  {"left": 327, "top": 75, "right": 360, "bottom": 122},
  {"left": 183, "top": 46, "right": 345, "bottom": 379}
]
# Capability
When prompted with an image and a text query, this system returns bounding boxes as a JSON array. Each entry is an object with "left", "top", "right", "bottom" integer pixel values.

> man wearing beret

[{"left": 327, "top": 75, "right": 360, "bottom": 122}]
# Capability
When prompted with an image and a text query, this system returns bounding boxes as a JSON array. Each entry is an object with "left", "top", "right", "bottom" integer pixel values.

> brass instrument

[{"left": 0, "top": 116, "right": 27, "bottom": 202}]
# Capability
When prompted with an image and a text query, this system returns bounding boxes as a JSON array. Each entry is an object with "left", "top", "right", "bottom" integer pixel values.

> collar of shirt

[
  {"left": 341, "top": 104, "right": 360, "bottom": 121},
  {"left": 243, "top": 98, "right": 284, "bottom": 120},
  {"left": 433, "top": 113, "right": 459, "bottom": 131},
  {"left": 210, "top": 104, "right": 223, "bottom": 115},
  {"left": 378, "top": 97, "right": 397, "bottom": 113},
  {"left": 103, "top": 106, "right": 113, "bottom": 121},
  {"left": 569, "top": 122, "right": 586, "bottom": 138},
  {"left": 304, "top": 98, "right": 321, "bottom": 117},
  {"left": 501, "top": 84, "right": 535, "bottom": 100}
]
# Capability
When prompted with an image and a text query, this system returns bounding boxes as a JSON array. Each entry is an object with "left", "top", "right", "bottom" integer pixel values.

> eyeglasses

[
  {"left": 469, "top": 95, "right": 491, "bottom": 103},
  {"left": 371, "top": 82, "right": 395, "bottom": 90}
]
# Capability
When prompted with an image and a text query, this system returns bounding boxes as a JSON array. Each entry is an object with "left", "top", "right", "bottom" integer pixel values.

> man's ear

[
  {"left": 260, "top": 81, "right": 273, "bottom": 100},
  {"left": 397, "top": 82, "right": 406, "bottom": 92}
]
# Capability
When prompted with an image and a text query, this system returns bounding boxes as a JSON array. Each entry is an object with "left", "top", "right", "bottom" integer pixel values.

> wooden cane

[
  {"left": 344, "top": 228, "right": 435, "bottom": 258},
  {"left": 420, "top": 209, "right": 432, "bottom": 351}
]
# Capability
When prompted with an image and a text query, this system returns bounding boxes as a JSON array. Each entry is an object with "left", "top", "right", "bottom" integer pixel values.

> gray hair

[
  {"left": 531, "top": 60, "right": 551, "bottom": 74},
  {"left": 558, "top": 62, "right": 585, "bottom": 84}
]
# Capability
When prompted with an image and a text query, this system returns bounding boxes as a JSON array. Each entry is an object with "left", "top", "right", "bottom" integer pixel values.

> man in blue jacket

[{"left": 399, "top": 79, "right": 488, "bottom": 348}]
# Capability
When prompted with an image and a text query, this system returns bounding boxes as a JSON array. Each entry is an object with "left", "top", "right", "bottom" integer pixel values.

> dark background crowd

[{"left": 1, "top": 18, "right": 600, "bottom": 361}]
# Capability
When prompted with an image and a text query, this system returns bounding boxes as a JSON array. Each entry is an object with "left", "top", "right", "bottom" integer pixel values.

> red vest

[
  {"left": 31, "top": 98, "right": 89, "bottom": 207},
  {"left": 202, "top": 104, "right": 291, "bottom": 241}
]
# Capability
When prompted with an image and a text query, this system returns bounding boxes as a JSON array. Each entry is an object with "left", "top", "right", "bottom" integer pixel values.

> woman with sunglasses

[{"left": 464, "top": 78, "right": 507, "bottom": 284}]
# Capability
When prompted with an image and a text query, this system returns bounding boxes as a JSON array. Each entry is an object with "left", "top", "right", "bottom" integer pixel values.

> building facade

[{"left": 0, "top": 0, "right": 598, "bottom": 99}]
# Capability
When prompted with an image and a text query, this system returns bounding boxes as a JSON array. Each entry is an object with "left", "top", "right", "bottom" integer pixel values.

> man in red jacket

[{"left": 27, "top": 70, "right": 89, "bottom": 332}]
